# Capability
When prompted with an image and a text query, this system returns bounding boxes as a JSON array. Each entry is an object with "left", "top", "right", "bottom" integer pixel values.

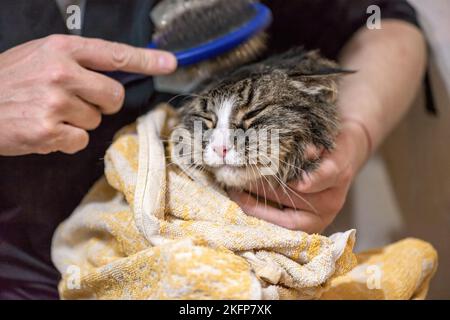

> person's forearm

[{"left": 337, "top": 20, "right": 427, "bottom": 162}]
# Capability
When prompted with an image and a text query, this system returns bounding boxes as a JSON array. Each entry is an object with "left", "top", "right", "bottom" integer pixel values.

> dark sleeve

[{"left": 263, "top": 0, "right": 421, "bottom": 59}]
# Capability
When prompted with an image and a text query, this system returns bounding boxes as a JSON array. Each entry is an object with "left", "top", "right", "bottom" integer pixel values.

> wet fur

[{"left": 171, "top": 47, "right": 352, "bottom": 188}]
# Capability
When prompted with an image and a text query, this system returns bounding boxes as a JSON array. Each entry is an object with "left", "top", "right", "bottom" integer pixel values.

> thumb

[
  {"left": 292, "top": 157, "right": 340, "bottom": 193},
  {"left": 72, "top": 37, "right": 177, "bottom": 75}
]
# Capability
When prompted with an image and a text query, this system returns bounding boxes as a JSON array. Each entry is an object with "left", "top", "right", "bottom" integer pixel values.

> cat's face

[{"left": 170, "top": 49, "right": 346, "bottom": 189}]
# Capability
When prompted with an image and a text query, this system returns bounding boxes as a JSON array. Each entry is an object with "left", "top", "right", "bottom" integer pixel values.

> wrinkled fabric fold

[{"left": 51, "top": 105, "right": 437, "bottom": 300}]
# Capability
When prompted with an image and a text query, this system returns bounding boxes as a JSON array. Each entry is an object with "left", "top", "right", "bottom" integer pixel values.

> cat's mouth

[
  {"left": 210, "top": 164, "right": 245, "bottom": 172},
  {"left": 209, "top": 164, "right": 262, "bottom": 188}
]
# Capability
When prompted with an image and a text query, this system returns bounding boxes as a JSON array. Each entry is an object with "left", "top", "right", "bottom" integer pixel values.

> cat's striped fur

[{"left": 171, "top": 47, "right": 352, "bottom": 189}]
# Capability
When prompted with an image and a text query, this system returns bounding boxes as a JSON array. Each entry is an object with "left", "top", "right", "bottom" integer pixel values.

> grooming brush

[{"left": 109, "top": 0, "right": 272, "bottom": 93}]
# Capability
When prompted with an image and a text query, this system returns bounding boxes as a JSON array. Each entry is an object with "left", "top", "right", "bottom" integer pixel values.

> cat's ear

[
  {"left": 281, "top": 48, "right": 356, "bottom": 79},
  {"left": 289, "top": 68, "right": 356, "bottom": 79}
]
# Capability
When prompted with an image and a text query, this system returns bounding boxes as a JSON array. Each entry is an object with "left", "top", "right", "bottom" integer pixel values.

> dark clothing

[
  {"left": 0, "top": 0, "right": 420, "bottom": 299},
  {"left": 0, "top": 0, "right": 158, "bottom": 299},
  {"left": 263, "top": 0, "right": 419, "bottom": 59}
]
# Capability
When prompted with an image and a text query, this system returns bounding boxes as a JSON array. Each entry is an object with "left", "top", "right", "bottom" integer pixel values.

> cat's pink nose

[{"left": 213, "top": 145, "right": 228, "bottom": 158}]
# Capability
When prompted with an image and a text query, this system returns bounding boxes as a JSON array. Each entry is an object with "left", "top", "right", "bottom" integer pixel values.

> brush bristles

[
  {"left": 153, "top": 0, "right": 257, "bottom": 51},
  {"left": 154, "top": 33, "right": 267, "bottom": 93},
  {"left": 195, "top": 32, "right": 267, "bottom": 75}
]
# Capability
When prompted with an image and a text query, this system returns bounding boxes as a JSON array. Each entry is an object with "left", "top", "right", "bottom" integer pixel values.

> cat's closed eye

[
  {"left": 194, "top": 112, "right": 215, "bottom": 128},
  {"left": 172, "top": 47, "right": 344, "bottom": 189},
  {"left": 242, "top": 103, "right": 271, "bottom": 125}
]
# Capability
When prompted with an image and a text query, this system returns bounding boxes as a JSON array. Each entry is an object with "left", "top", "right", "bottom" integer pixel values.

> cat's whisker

[
  {"left": 160, "top": 140, "right": 193, "bottom": 146},
  {"left": 275, "top": 177, "right": 318, "bottom": 214},
  {"left": 268, "top": 174, "right": 298, "bottom": 213},
  {"left": 167, "top": 161, "right": 204, "bottom": 173},
  {"left": 274, "top": 158, "right": 308, "bottom": 174},
  {"left": 247, "top": 164, "right": 262, "bottom": 210},
  {"left": 165, "top": 152, "right": 199, "bottom": 160},
  {"left": 166, "top": 92, "right": 211, "bottom": 106},
  {"left": 248, "top": 156, "right": 296, "bottom": 210},
  {"left": 250, "top": 164, "right": 261, "bottom": 210},
  {"left": 249, "top": 150, "right": 308, "bottom": 175},
  {"left": 250, "top": 154, "right": 318, "bottom": 214},
  {"left": 250, "top": 164, "right": 268, "bottom": 212},
  {"left": 259, "top": 172, "right": 284, "bottom": 209},
  {"left": 260, "top": 172, "right": 268, "bottom": 212},
  {"left": 242, "top": 167, "right": 256, "bottom": 208},
  {"left": 175, "top": 163, "right": 205, "bottom": 189}
]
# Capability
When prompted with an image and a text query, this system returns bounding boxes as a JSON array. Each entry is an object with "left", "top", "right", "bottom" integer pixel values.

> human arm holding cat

[
  {"left": 0, "top": 35, "right": 176, "bottom": 156},
  {"left": 230, "top": 20, "right": 427, "bottom": 233}
]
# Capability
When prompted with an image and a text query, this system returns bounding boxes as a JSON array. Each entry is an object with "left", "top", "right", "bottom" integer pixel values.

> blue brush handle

[{"left": 106, "top": 3, "right": 272, "bottom": 85}]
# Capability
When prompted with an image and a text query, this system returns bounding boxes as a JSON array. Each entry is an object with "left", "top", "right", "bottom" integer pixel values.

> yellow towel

[{"left": 51, "top": 105, "right": 437, "bottom": 300}]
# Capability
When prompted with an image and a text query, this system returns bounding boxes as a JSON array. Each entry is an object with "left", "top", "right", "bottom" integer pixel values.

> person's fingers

[
  {"left": 228, "top": 190, "right": 325, "bottom": 232},
  {"left": 35, "top": 123, "right": 89, "bottom": 155},
  {"left": 57, "top": 124, "right": 90, "bottom": 154},
  {"left": 282, "top": 207, "right": 326, "bottom": 233},
  {"left": 304, "top": 144, "right": 324, "bottom": 161},
  {"left": 57, "top": 96, "right": 102, "bottom": 130},
  {"left": 291, "top": 156, "right": 341, "bottom": 193},
  {"left": 70, "top": 37, "right": 177, "bottom": 74},
  {"left": 71, "top": 68, "right": 125, "bottom": 114},
  {"left": 228, "top": 190, "right": 294, "bottom": 227},
  {"left": 245, "top": 179, "right": 317, "bottom": 212}
]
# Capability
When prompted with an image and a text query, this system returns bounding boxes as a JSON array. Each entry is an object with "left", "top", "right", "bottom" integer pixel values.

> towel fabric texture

[{"left": 51, "top": 105, "right": 437, "bottom": 299}]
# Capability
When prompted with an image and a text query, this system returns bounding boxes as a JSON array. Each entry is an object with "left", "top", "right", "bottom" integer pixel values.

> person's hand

[
  {"left": 228, "top": 120, "right": 370, "bottom": 233},
  {"left": 0, "top": 34, "right": 177, "bottom": 156}
]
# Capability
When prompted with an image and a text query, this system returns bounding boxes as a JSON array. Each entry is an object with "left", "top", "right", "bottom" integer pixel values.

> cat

[{"left": 170, "top": 47, "right": 352, "bottom": 190}]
